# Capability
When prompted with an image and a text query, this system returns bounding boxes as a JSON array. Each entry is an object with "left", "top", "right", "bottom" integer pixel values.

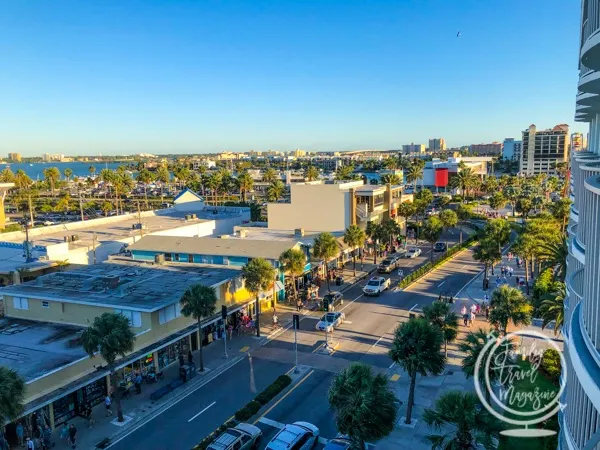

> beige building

[
  {"left": 7, "top": 152, "right": 21, "bottom": 162},
  {"left": 428, "top": 138, "right": 447, "bottom": 152},
  {"left": 520, "top": 124, "right": 569, "bottom": 175},
  {"left": 0, "top": 259, "right": 254, "bottom": 432},
  {"left": 267, "top": 180, "right": 410, "bottom": 232}
]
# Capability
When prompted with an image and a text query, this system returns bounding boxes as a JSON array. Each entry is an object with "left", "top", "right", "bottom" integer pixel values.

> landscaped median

[
  {"left": 398, "top": 230, "right": 483, "bottom": 290},
  {"left": 192, "top": 374, "right": 292, "bottom": 450}
]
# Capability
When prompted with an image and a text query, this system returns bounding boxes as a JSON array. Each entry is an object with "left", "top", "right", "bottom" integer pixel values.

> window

[
  {"left": 13, "top": 297, "right": 29, "bottom": 310},
  {"left": 174, "top": 253, "right": 180, "bottom": 261},
  {"left": 115, "top": 309, "right": 142, "bottom": 327},
  {"left": 232, "top": 441, "right": 242, "bottom": 450},
  {"left": 188, "top": 254, "right": 193, "bottom": 263},
  {"left": 165, "top": 253, "right": 172, "bottom": 262},
  {"left": 42, "top": 301, "right": 50, "bottom": 308},
  {"left": 158, "top": 303, "right": 182, "bottom": 325}
]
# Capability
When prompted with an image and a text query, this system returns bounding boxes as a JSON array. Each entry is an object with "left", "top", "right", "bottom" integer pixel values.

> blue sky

[{"left": 0, "top": 0, "right": 585, "bottom": 155}]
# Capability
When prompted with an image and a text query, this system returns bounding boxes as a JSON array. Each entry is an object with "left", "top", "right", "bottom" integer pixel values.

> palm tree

[
  {"left": 397, "top": 201, "right": 415, "bottom": 240},
  {"left": 0, "top": 367, "right": 25, "bottom": 439},
  {"left": 267, "top": 180, "right": 286, "bottom": 202},
  {"left": 43, "top": 166, "right": 61, "bottom": 196},
  {"left": 365, "top": 222, "right": 385, "bottom": 264},
  {"left": 313, "top": 232, "right": 340, "bottom": 291},
  {"left": 101, "top": 201, "right": 113, "bottom": 216},
  {"left": 423, "top": 391, "right": 502, "bottom": 449},
  {"left": 64, "top": 167, "right": 73, "bottom": 182},
  {"left": 421, "top": 216, "right": 443, "bottom": 263},
  {"left": 451, "top": 167, "right": 476, "bottom": 199},
  {"left": 549, "top": 198, "right": 572, "bottom": 234},
  {"left": 279, "top": 248, "right": 306, "bottom": 301},
  {"left": 422, "top": 301, "right": 459, "bottom": 357},
  {"left": 489, "top": 284, "right": 532, "bottom": 335},
  {"left": 389, "top": 317, "right": 445, "bottom": 424},
  {"left": 81, "top": 313, "right": 136, "bottom": 422},
  {"left": 328, "top": 363, "right": 398, "bottom": 449},
  {"left": 242, "top": 258, "right": 276, "bottom": 337},
  {"left": 405, "top": 163, "right": 423, "bottom": 191},
  {"left": 538, "top": 239, "right": 568, "bottom": 282},
  {"left": 343, "top": 225, "right": 366, "bottom": 276},
  {"left": 513, "top": 234, "right": 536, "bottom": 294},
  {"left": 539, "top": 282, "right": 565, "bottom": 335},
  {"left": 380, "top": 173, "right": 402, "bottom": 185},
  {"left": 180, "top": 284, "right": 218, "bottom": 372},
  {"left": 14, "top": 169, "right": 33, "bottom": 190},
  {"left": 136, "top": 169, "right": 154, "bottom": 209},
  {"left": 473, "top": 239, "right": 501, "bottom": 285},
  {"left": 455, "top": 203, "right": 472, "bottom": 244},
  {"left": 438, "top": 209, "right": 457, "bottom": 251},
  {"left": 334, "top": 165, "right": 356, "bottom": 181},
  {"left": 236, "top": 171, "right": 254, "bottom": 202},
  {"left": 89, "top": 165, "right": 96, "bottom": 178},
  {"left": 304, "top": 166, "right": 319, "bottom": 181},
  {"left": 262, "top": 168, "right": 278, "bottom": 183}
]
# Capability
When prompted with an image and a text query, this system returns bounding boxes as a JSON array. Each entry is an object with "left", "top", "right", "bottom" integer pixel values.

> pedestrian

[
  {"left": 484, "top": 294, "right": 489, "bottom": 304},
  {"left": 501, "top": 267, "right": 505, "bottom": 277},
  {"left": 227, "top": 323, "right": 233, "bottom": 340},
  {"left": 60, "top": 423, "right": 69, "bottom": 442},
  {"left": 461, "top": 305, "right": 467, "bottom": 316},
  {"left": 16, "top": 422, "right": 24, "bottom": 447},
  {"left": 135, "top": 372, "right": 142, "bottom": 394},
  {"left": 26, "top": 437, "right": 34, "bottom": 450},
  {"left": 476, "top": 303, "right": 481, "bottom": 316},
  {"left": 297, "top": 299, "right": 302, "bottom": 312},
  {"left": 463, "top": 313, "right": 469, "bottom": 327},
  {"left": 470, "top": 311, "right": 475, "bottom": 327},
  {"left": 187, "top": 349, "right": 193, "bottom": 364},
  {"left": 485, "top": 304, "right": 490, "bottom": 319},
  {"left": 68, "top": 424, "right": 77, "bottom": 449},
  {"left": 43, "top": 425, "right": 52, "bottom": 448},
  {"left": 178, "top": 352, "right": 185, "bottom": 367},
  {"left": 509, "top": 267, "right": 513, "bottom": 277},
  {"left": 516, "top": 276, "right": 520, "bottom": 286},
  {"left": 212, "top": 328, "right": 218, "bottom": 341},
  {"left": 105, "top": 395, "right": 112, "bottom": 416}
]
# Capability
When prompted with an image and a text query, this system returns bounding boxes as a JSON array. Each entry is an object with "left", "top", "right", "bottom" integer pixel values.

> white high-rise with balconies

[{"left": 561, "top": 2, "right": 600, "bottom": 449}]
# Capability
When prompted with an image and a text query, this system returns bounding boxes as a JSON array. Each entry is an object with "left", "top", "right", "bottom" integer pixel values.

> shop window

[
  {"left": 13, "top": 297, "right": 29, "bottom": 310},
  {"left": 115, "top": 309, "right": 142, "bottom": 328},
  {"left": 174, "top": 253, "right": 180, "bottom": 261},
  {"left": 42, "top": 301, "right": 50, "bottom": 308},
  {"left": 188, "top": 254, "right": 194, "bottom": 263},
  {"left": 165, "top": 253, "right": 172, "bottom": 261}
]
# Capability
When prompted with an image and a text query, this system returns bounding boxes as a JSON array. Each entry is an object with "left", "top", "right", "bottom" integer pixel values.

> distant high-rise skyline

[
  {"left": 428, "top": 138, "right": 447, "bottom": 152},
  {"left": 519, "top": 124, "right": 568, "bottom": 175}
]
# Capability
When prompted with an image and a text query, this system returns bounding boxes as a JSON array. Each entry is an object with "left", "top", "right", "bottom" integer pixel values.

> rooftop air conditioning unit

[
  {"left": 294, "top": 228, "right": 304, "bottom": 238},
  {"left": 155, "top": 254, "right": 165, "bottom": 265}
]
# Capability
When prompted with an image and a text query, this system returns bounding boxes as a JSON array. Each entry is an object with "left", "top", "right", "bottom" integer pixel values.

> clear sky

[{"left": 0, "top": 0, "right": 585, "bottom": 156}]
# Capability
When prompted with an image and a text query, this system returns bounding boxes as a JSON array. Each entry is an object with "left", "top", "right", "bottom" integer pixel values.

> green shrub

[
  {"left": 248, "top": 400, "right": 261, "bottom": 415},
  {"left": 235, "top": 406, "right": 252, "bottom": 422},
  {"left": 540, "top": 349, "right": 561, "bottom": 383}
]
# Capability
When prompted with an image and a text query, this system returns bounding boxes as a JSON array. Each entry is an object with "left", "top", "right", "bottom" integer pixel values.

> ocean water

[{"left": 0, "top": 162, "right": 128, "bottom": 180}]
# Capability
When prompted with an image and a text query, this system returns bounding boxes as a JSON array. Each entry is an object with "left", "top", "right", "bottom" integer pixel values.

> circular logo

[{"left": 473, "top": 330, "right": 567, "bottom": 433}]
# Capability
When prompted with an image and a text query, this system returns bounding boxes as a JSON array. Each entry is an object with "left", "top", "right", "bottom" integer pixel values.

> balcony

[
  {"left": 582, "top": 23, "right": 600, "bottom": 71},
  {"left": 356, "top": 203, "right": 385, "bottom": 221},
  {"left": 578, "top": 65, "right": 600, "bottom": 94}
]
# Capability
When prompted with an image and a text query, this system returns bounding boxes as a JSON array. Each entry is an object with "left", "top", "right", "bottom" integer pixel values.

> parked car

[
  {"left": 324, "top": 435, "right": 366, "bottom": 450},
  {"left": 322, "top": 291, "right": 344, "bottom": 311},
  {"left": 406, "top": 247, "right": 421, "bottom": 258},
  {"left": 207, "top": 423, "right": 262, "bottom": 450},
  {"left": 362, "top": 276, "right": 391, "bottom": 296},
  {"left": 434, "top": 242, "right": 447, "bottom": 252},
  {"left": 315, "top": 311, "right": 345, "bottom": 332},
  {"left": 265, "top": 422, "right": 320, "bottom": 450},
  {"left": 378, "top": 256, "right": 400, "bottom": 273}
]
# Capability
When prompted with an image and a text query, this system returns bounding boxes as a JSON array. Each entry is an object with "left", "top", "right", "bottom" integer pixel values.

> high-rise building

[
  {"left": 561, "top": 4, "right": 600, "bottom": 449},
  {"left": 401, "top": 143, "right": 426, "bottom": 154},
  {"left": 571, "top": 132, "right": 585, "bottom": 152},
  {"left": 469, "top": 142, "right": 502, "bottom": 156},
  {"left": 519, "top": 124, "right": 569, "bottom": 175},
  {"left": 428, "top": 138, "right": 446, "bottom": 152},
  {"left": 502, "top": 138, "right": 521, "bottom": 161},
  {"left": 7, "top": 153, "right": 21, "bottom": 162}
]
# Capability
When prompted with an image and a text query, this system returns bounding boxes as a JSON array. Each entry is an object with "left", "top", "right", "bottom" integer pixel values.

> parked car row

[{"left": 208, "top": 421, "right": 320, "bottom": 450}]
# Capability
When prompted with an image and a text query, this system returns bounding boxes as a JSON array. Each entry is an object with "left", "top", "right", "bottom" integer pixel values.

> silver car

[
  {"left": 265, "top": 422, "right": 320, "bottom": 450},
  {"left": 406, "top": 247, "right": 421, "bottom": 258},
  {"left": 315, "top": 312, "right": 345, "bottom": 332}
]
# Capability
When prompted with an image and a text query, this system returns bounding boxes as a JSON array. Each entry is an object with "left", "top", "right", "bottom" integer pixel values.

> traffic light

[{"left": 221, "top": 305, "right": 227, "bottom": 320}]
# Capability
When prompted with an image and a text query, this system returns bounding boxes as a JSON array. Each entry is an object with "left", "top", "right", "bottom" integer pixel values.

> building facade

[
  {"left": 401, "top": 143, "right": 426, "bottom": 154},
  {"left": 561, "top": 4, "right": 600, "bottom": 448},
  {"left": 502, "top": 138, "right": 522, "bottom": 161},
  {"left": 7, "top": 152, "right": 21, "bottom": 162},
  {"left": 571, "top": 132, "right": 585, "bottom": 152},
  {"left": 428, "top": 138, "right": 447, "bottom": 152},
  {"left": 469, "top": 142, "right": 502, "bottom": 156},
  {"left": 520, "top": 124, "right": 569, "bottom": 175}
]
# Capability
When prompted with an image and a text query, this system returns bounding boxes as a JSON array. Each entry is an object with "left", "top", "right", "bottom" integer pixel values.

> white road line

[
  {"left": 188, "top": 401, "right": 216, "bottom": 422},
  {"left": 389, "top": 361, "right": 396, "bottom": 369},
  {"left": 461, "top": 265, "right": 468, "bottom": 269},
  {"left": 259, "top": 417, "right": 285, "bottom": 429},
  {"left": 372, "top": 334, "right": 387, "bottom": 348},
  {"left": 409, "top": 303, "right": 419, "bottom": 311},
  {"left": 340, "top": 294, "right": 363, "bottom": 312},
  {"left": 438, "top": 281, "right": 446, "bottom": 287}
]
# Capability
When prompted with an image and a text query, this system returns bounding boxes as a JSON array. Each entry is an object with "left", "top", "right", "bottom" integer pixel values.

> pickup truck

[{"left": 362, "top": 277, "right": 391, "bottom": 296}]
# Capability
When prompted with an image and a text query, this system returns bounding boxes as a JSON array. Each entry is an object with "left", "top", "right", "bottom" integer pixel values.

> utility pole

[
  {"left": 79, "top": 189, "right": 84, "bottom": 222},
  {"left": 23, "top": 212, "right": 32, "bottom": 263},
  {"left": 92, "top": 233, "right": 97, "bottom": 264},
  {"left": 137, "top": 201, "right": 144, "bottom": 238}
]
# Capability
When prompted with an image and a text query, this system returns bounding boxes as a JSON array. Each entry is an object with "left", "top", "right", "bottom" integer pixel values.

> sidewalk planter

[{"left": 193, "top": 374, "right": 292, "bottom": 450}]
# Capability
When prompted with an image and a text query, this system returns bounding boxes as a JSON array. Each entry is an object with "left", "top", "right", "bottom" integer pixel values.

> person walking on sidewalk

[
  {"left": 68, "top": 424, "right": 77, "bottom": 449},
  {"left": 26, "top": 438, "right": 34, "bottom": 450},
  {"left": 105, "top": 395, "right": 112, "bottom": 416},
  {"left": 135, "top": 373, "right": 142, "bottom": 394},
  {"left": 16, "top": 422, "right": 24, "bottom": 447},
  {"left": 60, "top": 423, "right": 69, "bottom": 443}
]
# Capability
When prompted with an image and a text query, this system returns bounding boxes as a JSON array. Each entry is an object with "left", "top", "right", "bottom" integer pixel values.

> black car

[
  {"left": 434, "top": 242, "right": 447, "bottom": 252},
  {"left": 322, "top": 291, "right": 344, "bottom": 311}
]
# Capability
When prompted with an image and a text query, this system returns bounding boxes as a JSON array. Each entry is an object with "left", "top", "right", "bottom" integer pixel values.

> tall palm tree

[
  {"left": 242, "top": 258, "right": 276, "bottom": 337},
  {"left": 313, "top": 232, "right": 340, "bottom": 291},
  {"left": 81, "top": 313, "right": 136, "bottom": 422},
  {"left": 304, "top": 166, "right": 319, "bottom": 181},
  {"left": 549, "top": 198, "right": 572, "bottom": 234},
  {"left": 0, "top": 367, "right": 25, "bottom": 439},
  {"left": 538, "top": 239, "right": 568, "bottom": 282},
  {"left": 451, "top": 167, "right": 476, "bottom": 199},
  {"left": 422, "top": 301, "right": 459, "bottom": 357},
  {"left": 382, "top": 219, "right": 403, "bottom": 251},
  {"left": 279, "top": 248, "right": 306, "bottom": 300},
  {"left": 180, "top": 284, "right": 218, "bottom": 372},
  {"left": 389, "top": 317, "right": 445, "bottom": 424},
  {"left": 64, "top": 167, "right": 73, "bottom": 182},
  {"left": 405, "top": 164, "right": 423, "bottom": 191},
  {"left": 421, "top": 216, "right": 443, "bottom": 263},
  {"left": 423, "top": 391, "right": 502, "bottom": 449},
  {"left": 267, "top": 180, "right": 286, "bottom": 202},
  {"left": 343, "top": 224, "right": 366, "bottom": 276},
  {"left": 365, "top": 222, "right": 385, "bottom": 264},
  {"left": 236, "top": 171, "right": 254, "bottom": 202},
  {"left": 489, "top": 284, "right": 532, "bottom": 335},
  {"left": 328, "top": 363, "right": 398, "bottom": 449},
  {"left": 262, "top": 168, "right": 277, "bottom": 183},
  {"left": 136, "top": 169, "right": 155, "bottom": 209},
  {"left": 539, "top": 282, "right": 565, "bottom": 336},
  {"left": 473, "top": 239, "right": 501, "bottom": 284},
  {"left": 380, "top": 173, "right": 402, "bottom": 185},
  {"left": 89, "top": 165, "right": 96, "bottom": 178},
  {"left": 43, "top": 166, "right": 61, "bottom": 196}
]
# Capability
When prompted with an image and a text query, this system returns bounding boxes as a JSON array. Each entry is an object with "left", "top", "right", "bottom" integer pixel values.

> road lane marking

[
  {"left": 312, "top": 343, "right": 325, "bottom": 353},
  {"left": 461, "top": 265, "right": 468, "bottom": 269},
  {"left": 389, "top": 361, "right": 396, "bottom": 369},
  {"left": 390, "top": 374, "right": 400, "bottom": 382},
  {"left": 258, "top": 417, "right": 285, "bottom": 429},
  {"left": 438, "top": 281, "right": 446, "bottom": 287},
  {"left": 188, "top": 401, "right": 216, "bottom": 422},
  {"left": 340, "top": 294, "right": 363, "bottom": 312},
  {"left": 372, "top": 334, "right": 387, "bottom": 348},
  {"left": 253, "top": 370, "right": 315, "bottom": 424},
  {"left": 409, "top": 304, "right": 419, "bottom": 311},
  {"left": 240, "top": 346, "right": 250, "bottom": 352}
]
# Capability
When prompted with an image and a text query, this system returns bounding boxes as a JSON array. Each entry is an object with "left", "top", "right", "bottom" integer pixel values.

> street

[{"left": 108, "top": 228, "right": 482, "bottom": 450}]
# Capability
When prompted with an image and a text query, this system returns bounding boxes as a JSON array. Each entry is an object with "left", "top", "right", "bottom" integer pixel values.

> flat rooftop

[
  {"left": 0, "top": 317, "right": 87, "bottom": 383},
  {"left": 0, "top": 258, "right": 241, "bottom": 312},
  {"left": 230, "top": 227, "right": 344, "bottom": 247}
]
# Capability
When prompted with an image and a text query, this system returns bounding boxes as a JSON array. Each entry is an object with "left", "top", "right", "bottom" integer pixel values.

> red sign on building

[{"left": 434, "top": 168, "right": 449, "bottom": 187}]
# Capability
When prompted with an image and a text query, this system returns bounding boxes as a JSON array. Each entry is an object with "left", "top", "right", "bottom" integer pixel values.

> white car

[
  {"left": 362, "top": 277, "right": 391, "bottom": 296},
  {"left": 315, "top": 312, "right": 345, "bottom": 332},
  {"left": 265, "top": 422, "right": 320, "bottom": 450},
  {"left": 406, "top": 247, "right": 421, "bottom": 258}
]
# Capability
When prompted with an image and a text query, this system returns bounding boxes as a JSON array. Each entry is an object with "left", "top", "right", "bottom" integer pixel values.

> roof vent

[{"left": 295, "top": 228, "right": 304, "bottom": 238}]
